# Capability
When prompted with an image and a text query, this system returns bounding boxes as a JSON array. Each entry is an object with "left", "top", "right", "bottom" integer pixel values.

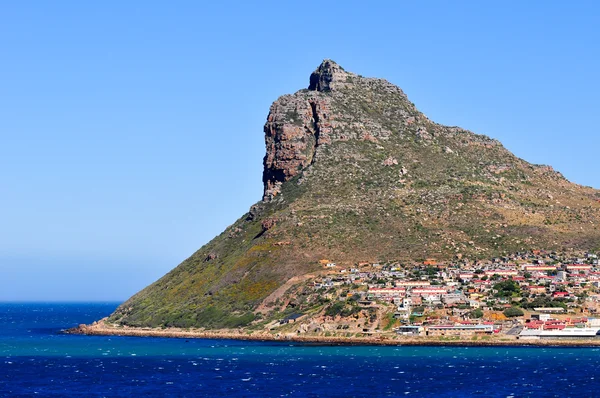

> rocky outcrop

[
  {"left": 261, "top": 217, "right": 277, "bottom": 231},
  {"left": 262, "top": 95, "right": 331, "bottom": 200},
  {"left": 262, "top": 62, "right": 342, "bottom": 200},
  {"left": 308, "top": 59, "right": 354, "bottom": 91}
]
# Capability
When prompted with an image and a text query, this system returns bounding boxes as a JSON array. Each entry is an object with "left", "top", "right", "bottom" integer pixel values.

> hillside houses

[{"left": 312, "top": 250, "right": 600, "bottom": 328}]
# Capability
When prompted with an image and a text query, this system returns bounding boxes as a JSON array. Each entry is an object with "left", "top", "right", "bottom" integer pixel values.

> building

[
  {"left": 556, "top": 271, "right": 567, "bottom": 281},
  {"left": 524, "top": 266, "right": 558, "bottom": 272},
  {"left": 458, "top": 273, "right": 475, "bottom": 280},
  {"left": 368, "top": 287, "right": 406, "bottom": 298},
  {"left": 566, "top": 265, "right": 593, "bottom": 273},
  {"left": 485, "top": 270, "right": 518, "bottom": 277},
  {"left": 396, "top": 326, "right": 423, "bottom": 335},
  {"left": 520, "top": 328, "right": 600, "bottom": 339},
  {"left": 534, "top": 307, "right": 566, "bottom": 314},
  {"left": 426, "top": 324, "right": 494, "bottom": 336},
  {"left": 443, "top": 293, "right": 466, "bottom": 305},
  {"left": 411, "top": 287, "right": 448, "bottom": 296},
  {"left": 395, "top": 281, "right": 430, "bottom": 287}
]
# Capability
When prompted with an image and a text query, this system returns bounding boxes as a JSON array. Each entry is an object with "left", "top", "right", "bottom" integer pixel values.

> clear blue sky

[{"left": 2, "top": 1, "right": 599, "bottom": 301}]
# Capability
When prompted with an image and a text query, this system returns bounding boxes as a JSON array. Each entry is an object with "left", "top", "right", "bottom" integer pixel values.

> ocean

[{"left": 1, "top": 303, "right": 600, "bottom": 397}]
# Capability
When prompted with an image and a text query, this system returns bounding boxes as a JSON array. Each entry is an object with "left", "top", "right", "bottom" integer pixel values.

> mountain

[{"left": 107, "top": 60, "right": 600, "bottom": 329}]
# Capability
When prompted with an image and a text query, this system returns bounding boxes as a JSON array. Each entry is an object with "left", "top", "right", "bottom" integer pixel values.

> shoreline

[{"left": 68, "top": 321, "right": 600, "bottom": 348}]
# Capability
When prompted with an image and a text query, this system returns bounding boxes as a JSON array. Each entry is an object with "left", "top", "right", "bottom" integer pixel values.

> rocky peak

[
  {"left": 262, "top": 60, "right": 414, "bottom": 201},
  {"left": 308, "top": 59, "right": 352, "bottom": 92},
  {"left": 262, "top": 60, "right": 420, "bottom": 201}
]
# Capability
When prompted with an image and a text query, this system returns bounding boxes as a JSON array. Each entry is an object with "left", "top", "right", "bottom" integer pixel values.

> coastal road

[{"left": 506, "top": 326, "right": 523, "bottom": 336}]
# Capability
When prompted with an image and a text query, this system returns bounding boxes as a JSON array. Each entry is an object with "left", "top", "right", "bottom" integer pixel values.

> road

[{"left": 506, "top": 326, "right": 523, "bottom": 335}]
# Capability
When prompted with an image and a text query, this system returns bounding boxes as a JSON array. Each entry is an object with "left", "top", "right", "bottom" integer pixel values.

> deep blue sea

[{"left": 2, "top": 303, "right": 600, "bottom": 397}]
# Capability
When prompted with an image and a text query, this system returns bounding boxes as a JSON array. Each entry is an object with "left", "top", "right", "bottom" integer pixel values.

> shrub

[
  {"left": 503, "top": 307, "right": 524, "bottom": 317},
  {"left": 494, "top": 280, "right": 521, "bottom": 297},
  {"left": 325, "top": 301, "right": 345, "bottom": 317}
]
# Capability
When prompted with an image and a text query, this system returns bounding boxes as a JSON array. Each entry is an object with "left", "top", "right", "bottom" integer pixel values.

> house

[
  {"left": 469, "top": 300, "right": 482, "bottom": 308},
  {"left": 459, "top": 273, "right": 475, "bottom": 280},
  {"left": 397, "top": 326, "right": 423, "bottom": 335},
  {"left": 543, "top": 320, "right": 566, "bottom": 330},
  {"left": 527, "top": 286, "right": 547, "bottom": 294},
  {"left": 395, "top": 308, "right": 411, "bottom": 320},
  {"left": 423, "top": 295, "right": 442, "bottom": 305},
  {"left": 556, "top": 271, "right": 568, "bottom": 281},
  {"left": 443, "top": 293, "right": 466, "bottom": 305},
  {"left": 280, "top": 313, "right": 303, "bottom": 324}
]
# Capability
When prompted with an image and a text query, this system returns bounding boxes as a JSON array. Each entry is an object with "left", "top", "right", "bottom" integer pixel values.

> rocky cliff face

[
  {"left": 262, "top": 59, "right": 416, "bottom": 200},
  {"left": 262, "top": 61, "right": 346, "bottom": 201},
  {"left": 262, "top": 92, "right": 332, "bottom": 200},
  {"left": 107, "top": 60, "right": 600, "bottom": 330}
]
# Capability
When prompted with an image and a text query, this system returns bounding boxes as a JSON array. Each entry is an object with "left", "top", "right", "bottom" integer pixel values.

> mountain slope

[{"left": 108, "top": 60, "right": 600, "bottom": 329}]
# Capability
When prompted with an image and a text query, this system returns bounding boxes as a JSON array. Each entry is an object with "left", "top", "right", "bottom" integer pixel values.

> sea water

[{"left": 2, "top": 303, "right": 600, "bottom": 397}]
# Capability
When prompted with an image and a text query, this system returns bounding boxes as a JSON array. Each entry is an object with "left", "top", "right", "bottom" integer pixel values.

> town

[{"left": 290, "top": 250, "right": 600, "bottom": 340}]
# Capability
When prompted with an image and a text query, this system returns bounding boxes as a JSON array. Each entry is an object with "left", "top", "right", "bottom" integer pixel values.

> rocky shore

[{"left": 67, "top": 320, "right": 600, "bottom": 348}]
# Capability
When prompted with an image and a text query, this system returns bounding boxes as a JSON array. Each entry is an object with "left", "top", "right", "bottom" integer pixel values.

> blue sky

[{"left": 1, "top": 1, "right": 599, "bottom": 301}]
